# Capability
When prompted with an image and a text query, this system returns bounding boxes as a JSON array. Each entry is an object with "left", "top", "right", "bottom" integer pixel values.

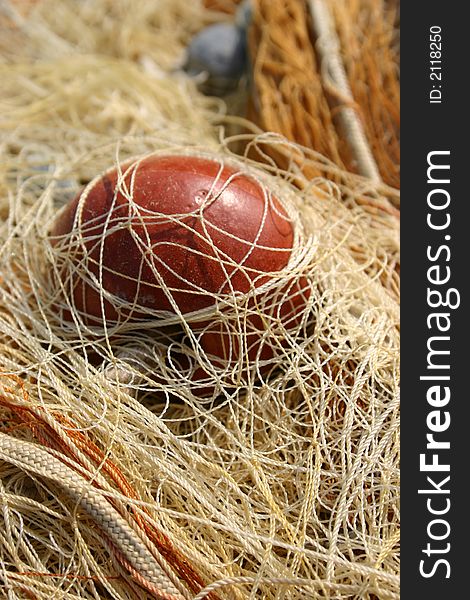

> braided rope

[
  {"left": 308, "top": 0, "right": 382, "bottom": 183},
  {"left": 0, "top": 432, "right": 188, "bottom": 600}
]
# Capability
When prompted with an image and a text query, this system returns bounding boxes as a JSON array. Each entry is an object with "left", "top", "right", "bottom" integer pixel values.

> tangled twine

[
  {"left": 1, "top": 1, "right": 399, "bottom": 598},
  {"left": 0, "top": 130, "right": 399, "bottom": 599}
]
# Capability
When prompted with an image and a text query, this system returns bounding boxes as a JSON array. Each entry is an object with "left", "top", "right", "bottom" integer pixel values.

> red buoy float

[
  {"left": 52, "top": 155, "right": 295, "bottom": 320},
  {"left": 52, "top": 154, "right": 309, "bottom": 391}
]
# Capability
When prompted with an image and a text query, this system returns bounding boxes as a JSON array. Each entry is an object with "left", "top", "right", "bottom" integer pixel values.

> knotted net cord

[{"left": 1, "top": 1, "right": 399, "bottom": 598}]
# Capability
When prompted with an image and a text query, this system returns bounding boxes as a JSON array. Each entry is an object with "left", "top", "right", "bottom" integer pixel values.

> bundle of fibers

[
  {"left": 0, "top": 130, "right": 399, "bottom": 599},
  {"left": 329, "top": 0, "right": 400, "bottom": 189},
  {"left": 0, "top": 0, "right": 223, "bottom": 67},
  {"left": 0, "top": 132, "right": 400, "bottom": 600},
  {"left": 202, "top": 0, "right": 244, "bottom": 15},
  {"left": 247, "top": 0, "right": 400, "bottom": 190},
  {"left": 0, "top": 2, "right": 399, "bottom": 599},
  {"left": 247, "top": 0, "right": 347, "bottom": 180}
]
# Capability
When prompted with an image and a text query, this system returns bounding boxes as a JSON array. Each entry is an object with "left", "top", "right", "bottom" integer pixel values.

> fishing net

[
  {"left": 0, "top": 1, "right": 399, "bottom": 598},
  {"left": 248, "top": 0, "right": 400, "bottom": 189}
]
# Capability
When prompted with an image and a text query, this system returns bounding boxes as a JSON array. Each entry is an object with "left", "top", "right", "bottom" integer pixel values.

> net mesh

[
  {"left": 247, "top": 0, "right": 400, "bottom": 189},
  {"left": 0, "top": 1, "right": 399, "bottom": 598}
]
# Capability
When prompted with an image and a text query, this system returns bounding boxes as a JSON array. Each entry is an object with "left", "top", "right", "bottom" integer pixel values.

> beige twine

[{"left": 1, "top": 1, "right": 399, "bottom": 598}]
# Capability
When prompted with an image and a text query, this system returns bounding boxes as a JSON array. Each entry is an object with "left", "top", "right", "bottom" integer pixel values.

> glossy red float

[
  {"left": 52, "top": 155, "right": 310, "bottom": 394},
  {"left": 52, "top": 155, "right": 295, "bottom": 322}
]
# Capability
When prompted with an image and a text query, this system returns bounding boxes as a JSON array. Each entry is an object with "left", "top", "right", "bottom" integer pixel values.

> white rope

[
  {"left": 308, "top": 0, "right": 382, "bottom": 183},
  {"left": 0, "top": 433, "right": 189, "bottom": 600},
  {"left": 0, "top": 3, "right": 400, "bottom": 595}
]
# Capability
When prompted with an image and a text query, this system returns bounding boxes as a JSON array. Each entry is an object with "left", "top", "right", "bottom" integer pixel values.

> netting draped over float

[{"left": 0, "top": 1, "right": 399, "bottom": 599}]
